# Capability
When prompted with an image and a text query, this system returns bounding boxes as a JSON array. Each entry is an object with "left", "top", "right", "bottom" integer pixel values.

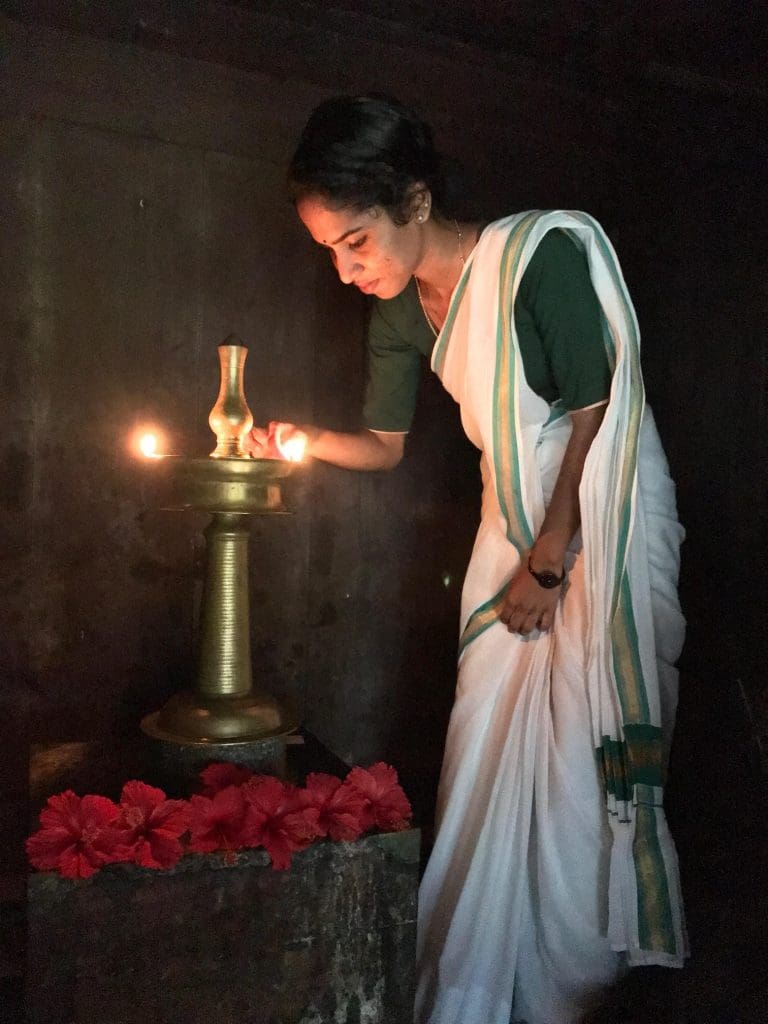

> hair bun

[{"left": 288, "top": 94, "right": 465, "bottom": 223}]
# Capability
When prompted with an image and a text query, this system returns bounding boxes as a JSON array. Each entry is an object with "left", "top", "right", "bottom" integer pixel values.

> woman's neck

[{"left": 416, "top": 218, "right": 479, "bottom": 298}]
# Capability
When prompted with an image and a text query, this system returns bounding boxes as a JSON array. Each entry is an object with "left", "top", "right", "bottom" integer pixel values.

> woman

[{"left": 253, "top": 95, "right": 687, "bottom": 1024}]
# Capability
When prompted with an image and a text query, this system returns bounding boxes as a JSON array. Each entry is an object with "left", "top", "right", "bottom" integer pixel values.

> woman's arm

[
  {"left": 500, "top": 230, "right": 612, "bottom": 635},
  {"left": 302, "top": 425, "right": 406, "bottom": 470},
  {"left": 499, "top": 402, "right": 606, "bottom": 635},
  {"left": 530, "top": 402, "right": 607, "bottom": 571},
  {"left": 247, "top": 423, "right": 406, "bottom": 471}
]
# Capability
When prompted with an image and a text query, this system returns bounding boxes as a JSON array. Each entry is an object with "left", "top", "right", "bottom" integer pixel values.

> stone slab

[
  {"left": 140, "top": 728, "right": 289, "bottom": 791},
  {"left": 27, "top": 827, "right": 419, "bottom": 1024},
  {"left": 29, "top": 732, "right": 350, "bottom": 807}
]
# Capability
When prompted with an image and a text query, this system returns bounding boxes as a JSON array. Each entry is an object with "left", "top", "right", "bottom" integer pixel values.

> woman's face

[{"left": 296, "top": 194, "right": 424, "bottom": 300}]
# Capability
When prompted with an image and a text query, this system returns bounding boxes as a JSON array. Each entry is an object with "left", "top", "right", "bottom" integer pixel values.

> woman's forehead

[{"left": 296, "top": 196, "right": 381, "bottom": 244}]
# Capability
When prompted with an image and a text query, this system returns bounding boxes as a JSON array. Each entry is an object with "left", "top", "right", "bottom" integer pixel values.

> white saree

[{"left": 415, "top": 212, "right": 687, "bottom": 1024}]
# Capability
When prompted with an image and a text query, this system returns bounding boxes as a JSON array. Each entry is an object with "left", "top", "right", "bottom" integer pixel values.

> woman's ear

[{"left": 408, "top": 183, "right": 431, "bottom": 223}]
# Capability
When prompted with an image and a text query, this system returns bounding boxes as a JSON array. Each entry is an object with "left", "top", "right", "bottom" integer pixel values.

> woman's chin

[{"left": 375, "top": 278, "right": 410, "bottom": 301}]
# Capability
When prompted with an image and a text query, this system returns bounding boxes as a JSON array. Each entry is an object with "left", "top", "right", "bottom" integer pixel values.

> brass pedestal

[{"left": 140, "top": 455, "right": 298, "bottom": 778}]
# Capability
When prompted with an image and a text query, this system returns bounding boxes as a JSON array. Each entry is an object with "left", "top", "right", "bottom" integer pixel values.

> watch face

[
  {"left": 527, "top": 559, "right": 564, "bottom": 589},
  {"left": 535, "top": 571, "right": 558, "bottom": 589}
]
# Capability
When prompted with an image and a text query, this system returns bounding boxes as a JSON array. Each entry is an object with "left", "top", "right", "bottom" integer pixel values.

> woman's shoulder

[
  {"left": 486, "top": 211, "right": 585, "bottom": 238},
  {"left": 371, "top": 279, "right": 421, "bottom": 335},
  {"left": 369, "top": 279, "right": 431, "bottom": 355},
  {"left": 530, "top": 225, "right": 582, "bottom": 266},
  {"left": 477, "top": 214, "right": 584, "bottom": 288}
]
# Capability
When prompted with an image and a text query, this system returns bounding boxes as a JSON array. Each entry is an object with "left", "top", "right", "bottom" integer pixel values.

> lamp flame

[
  {"left": 139, "top": 433, "right": 159, "bottom": 457},
  {"left": 274, "top": 425, "right": 307, "bottom": 463},
  {"left": 133, "top": 429, "right": 166, "bottom": 459}
]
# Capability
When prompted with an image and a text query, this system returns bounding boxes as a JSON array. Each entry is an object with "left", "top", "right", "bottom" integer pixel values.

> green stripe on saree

[
  {"left": 610, "top": 571, "right": 652, "bottom": 723},
  {"left": 597, "top": 726, "right": 676, "bottom": 953},
  {"left": 459, "top": 586, "right": 508, "bottom": 653},
  {"left": 492, "top": 212, "right": 540, "bottom": 556},
  {"left": 569, "top": 212, "right": 678, "bottom": 955},
  {"left": 597, "top": 725, "right": 666, "bottom": 801},
  {"left": 431, "top": 265, "right": 472, "bottom": 377},
  {"left": 633, "top": 804, "right": 677, "bottom": 953},
  {"left": 457, "top": 212, "right": 540, "bottom": 653},
  {"left": 567, "top": 212, "right": 644, "bottom": 619}
]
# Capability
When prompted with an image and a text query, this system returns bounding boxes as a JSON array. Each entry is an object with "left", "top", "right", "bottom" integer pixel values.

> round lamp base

[{"left": 142, "top": 689, "right": 298, "bottom": 744}]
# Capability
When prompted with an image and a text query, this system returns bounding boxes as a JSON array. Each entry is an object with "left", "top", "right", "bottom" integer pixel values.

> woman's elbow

[
  {"left": 369, "top": 430, "right": 406, "bottom": 471},
  {"left": 381, "top": 449, "right": 404, "bottom": 471}
]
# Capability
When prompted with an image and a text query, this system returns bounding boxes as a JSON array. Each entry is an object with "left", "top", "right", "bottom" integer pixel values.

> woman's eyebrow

[{"left": 328, "top": 225, "right": 365, "bottom": 245}]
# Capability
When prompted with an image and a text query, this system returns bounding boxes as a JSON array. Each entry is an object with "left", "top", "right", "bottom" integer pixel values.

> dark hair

[{"left": 288, "top": 94, "right": 460, "bottom": 225}]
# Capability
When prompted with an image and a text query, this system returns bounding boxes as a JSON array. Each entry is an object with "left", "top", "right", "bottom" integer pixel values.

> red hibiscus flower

[
  {"left": 344, "top": 762, "right": 413, "bottom": 832},
  {"left": 110, "top": 781, "right": 191, "bottom": 869},
  {"left": 198, "top": 762, "right": 254, "bottom": 796},
  {"left": 187, "top": 785, "right": 251, "bottom": 859},
  {"left": 243, "top": 777, "right": 321, "bottom": 870},
  {"left": 26, "top": 790, "right": 121, "bottom": 879},
  {"left": 302, "top": 773, "right": 366, "bottom": 842}
]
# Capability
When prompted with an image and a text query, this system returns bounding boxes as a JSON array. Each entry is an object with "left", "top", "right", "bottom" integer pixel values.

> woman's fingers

[
  {"left": 506, "top": 609, "right": 539, "bottom": 635},
  {"left": 243, "top": 426, "right": 269, "bottom": 456},
  {"left": 537, "top": 609, "right": 554, "bottom": 632},
  {"left": 500, "top": 560, "right": 562, "bottom": 635},
  {"left": 500, "top": 593, "right": 558, "bottom": 634},
  {"left": 273, "top": 423, "right": 308, "bottom": 462},
  {"left": 245, "top": 424, "right": 284, "bottom": 459},
  {"left": 243, "top": 422, "right": 309, "bottom": 462}
]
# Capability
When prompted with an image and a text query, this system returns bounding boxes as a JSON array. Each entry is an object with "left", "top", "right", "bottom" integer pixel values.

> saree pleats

[{"left": 416, "top": 213, "right": 686, "bottom": 1024}]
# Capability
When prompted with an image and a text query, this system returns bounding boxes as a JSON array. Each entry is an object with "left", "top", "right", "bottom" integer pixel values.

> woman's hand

[
  {"left": 498, "top": 404, "right": 605, "bottom": 635},
  {"left": 246, "top": 423, "right": 405, "bottom": 471},
  {"left": 243, "top": 423, "right": 281, "bottom": 459},
  {"left": 499, "top": 557, "right": 562, "bottom": 635},
  {"left": 243, "top": 424, "right": 276, "bottom": 458},
  {"left": 243, "top": 422, "right": 310, "bottom": 461},
  {"left": 272, "top": 422, "right": 310, "bottom": 462}
]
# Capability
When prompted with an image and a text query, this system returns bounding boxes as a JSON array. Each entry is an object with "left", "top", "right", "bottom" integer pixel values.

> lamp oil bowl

[{"left": 139, "top": 340, "right": 299, "bottom": 783}]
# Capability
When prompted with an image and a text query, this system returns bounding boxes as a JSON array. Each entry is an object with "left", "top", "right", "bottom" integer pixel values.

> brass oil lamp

[{"left": 139, "top": 338, "right": 301, "bottom": 777}]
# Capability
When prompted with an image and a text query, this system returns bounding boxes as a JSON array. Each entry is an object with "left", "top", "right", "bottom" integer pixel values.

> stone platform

[{"left": 26, "top": 737, "right": 420, "bottom": 1024}]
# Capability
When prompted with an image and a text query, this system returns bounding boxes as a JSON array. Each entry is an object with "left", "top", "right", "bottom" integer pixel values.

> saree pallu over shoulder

[{"left": 431, "top": 211, "right": 687, "bottom": 968}]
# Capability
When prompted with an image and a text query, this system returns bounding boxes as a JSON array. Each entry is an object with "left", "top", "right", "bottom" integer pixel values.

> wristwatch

[{"left": 527, "top": 556, "right": 566, "bottom": 589}]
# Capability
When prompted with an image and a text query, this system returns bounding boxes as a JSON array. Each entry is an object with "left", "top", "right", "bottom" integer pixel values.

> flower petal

[
  {"left": 345, "top": 763, "right": 412, "bottom": 833},
  {"left": 199, "top": 763, "right": 254, "bottom": 795},
  {"left": 120, "top": 780, "right": 167, "bottom": 814}
]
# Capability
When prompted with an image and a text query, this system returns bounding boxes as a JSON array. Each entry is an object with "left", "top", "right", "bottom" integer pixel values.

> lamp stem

[{"left": 195, "top": 512, "right": 252, "bottom": 698}]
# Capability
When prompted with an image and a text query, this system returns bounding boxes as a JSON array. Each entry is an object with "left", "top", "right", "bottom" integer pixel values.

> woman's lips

[{"left": 357, "top": 279, "right": 379, "bottom": 294}]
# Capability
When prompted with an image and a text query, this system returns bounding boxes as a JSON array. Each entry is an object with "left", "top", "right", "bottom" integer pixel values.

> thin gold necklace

[{"left": 415, "top": 219, "right": 465, "bottom": 338}]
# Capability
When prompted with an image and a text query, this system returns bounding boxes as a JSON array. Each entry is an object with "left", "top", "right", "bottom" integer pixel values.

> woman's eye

[{"left": 349, "top": 236, "right": 367, "bottom": 251}]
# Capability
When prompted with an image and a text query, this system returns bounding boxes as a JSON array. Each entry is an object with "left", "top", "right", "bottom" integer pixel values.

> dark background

[{"left": 1, "top": 2, "right": 766, "bottom": 1020}]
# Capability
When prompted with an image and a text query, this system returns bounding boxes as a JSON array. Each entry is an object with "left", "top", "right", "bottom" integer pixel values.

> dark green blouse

[{"left": 363, "top": 228, "right": 612, "bottom": 432}]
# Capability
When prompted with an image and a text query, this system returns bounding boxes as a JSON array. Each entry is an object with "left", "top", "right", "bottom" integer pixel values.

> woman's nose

[{"left": 335, "top": 249, "right": 360, "bottom": 284}]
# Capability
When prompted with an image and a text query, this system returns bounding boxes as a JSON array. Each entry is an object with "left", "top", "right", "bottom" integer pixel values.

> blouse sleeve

[
  {"left": 362, "top": 296, "right": 424, "bottom": 432},
  {"left": 518, "top": 229, "right": 612, "bottom": 410}
]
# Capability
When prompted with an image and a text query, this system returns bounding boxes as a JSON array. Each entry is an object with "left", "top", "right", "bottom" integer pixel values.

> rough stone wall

[{"left": 27, "top": 830, "right": 419, "bottom": 1024}]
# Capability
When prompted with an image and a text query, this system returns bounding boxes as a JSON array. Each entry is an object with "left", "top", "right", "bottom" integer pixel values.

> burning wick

[
  {"left": 274, "top": 425, "right": 307, "bottom": 463},
  {"left": 138, "top": 432, "right": 164, "bottom": 459}
]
